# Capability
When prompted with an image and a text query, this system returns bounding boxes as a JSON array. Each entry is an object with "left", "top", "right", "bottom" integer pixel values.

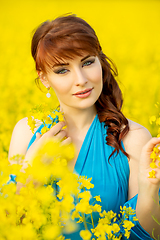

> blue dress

[{"left": 27, "top": 114, "right": 155, "bottom": 240}]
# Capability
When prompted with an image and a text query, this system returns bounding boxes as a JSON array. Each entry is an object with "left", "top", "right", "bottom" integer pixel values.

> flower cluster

[
  {"left": 28, "top": 104, "right": 64, "bottom": 134},
  {"left": 90, "top": 206, "right": 137, "bottom": 240},
  {"left": 0, "top": 137, "right": 137, "bottom": 240},
  {"left": 26, "top": 105, "right": 138, "bottom": 239},
  {"left": 1, "top": 2, "right": 160, "bottom": 239},
  {"left": 1, "top": 0, "right": 160, "bottom": 159}
]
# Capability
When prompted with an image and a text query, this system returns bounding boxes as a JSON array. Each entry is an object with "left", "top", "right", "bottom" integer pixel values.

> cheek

[
  {"left": 50, "top": 81, "right": 72, "bottom": 96},
  {"left": 92, "top": 66, "right": 103, "bottom": 85}
]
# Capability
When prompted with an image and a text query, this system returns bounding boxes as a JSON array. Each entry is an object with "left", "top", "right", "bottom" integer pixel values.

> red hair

[{"left": 31, "top": 14, "right": 129, "bottom": 160}]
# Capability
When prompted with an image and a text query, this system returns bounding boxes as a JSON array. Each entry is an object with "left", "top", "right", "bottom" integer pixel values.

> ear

[{"left": 37, "top": 71, "right": 51, "bottom": 88}]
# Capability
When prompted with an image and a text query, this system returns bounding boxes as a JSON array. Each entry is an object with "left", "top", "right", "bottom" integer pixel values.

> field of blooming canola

[
  {"left": 0, "top": 1, "right": 160, "bottom": 239},
  {"left": 0, "top": 0, "right": 160, "bottom": 154}
]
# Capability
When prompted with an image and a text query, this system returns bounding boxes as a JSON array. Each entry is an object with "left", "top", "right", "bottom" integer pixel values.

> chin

[{"left": 75, "top": 100, "right": 97, "bottom": 110}]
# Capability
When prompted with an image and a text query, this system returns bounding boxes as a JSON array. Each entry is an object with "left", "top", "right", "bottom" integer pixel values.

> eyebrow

[
  {"left": 81, "top": 55, "right": 91, "bottom": 62},
  {"left": 52, "top": 63, "right": 69, "bottom": 68},
  {"left": 52, "top": 55, "right": 91, "bottom": 68}
]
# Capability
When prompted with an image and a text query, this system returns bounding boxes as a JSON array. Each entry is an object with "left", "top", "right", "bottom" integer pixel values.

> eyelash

[
  {"left": 54, "top": 58, "right": 95, "bottom": 75},
  {"left": 54, "top": 69, "right": 68, "bottom": 74},
  {"left": 83, "top": 59, "right": 95, "bottom": 67}
]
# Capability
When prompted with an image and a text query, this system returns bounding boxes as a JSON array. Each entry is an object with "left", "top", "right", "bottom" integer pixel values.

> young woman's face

[{"left": 43, "top": 53, "right": 103, "bottom": 113}]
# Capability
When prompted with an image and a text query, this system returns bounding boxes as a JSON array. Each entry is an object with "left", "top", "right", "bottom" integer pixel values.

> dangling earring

[{"left": 46, "top": 87, "right": 51, "bottom": 98}]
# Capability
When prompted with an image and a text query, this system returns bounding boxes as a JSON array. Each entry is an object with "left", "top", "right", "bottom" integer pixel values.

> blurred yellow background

[{"left": 0, "top": 0, "right": 160, "bottom": 154}]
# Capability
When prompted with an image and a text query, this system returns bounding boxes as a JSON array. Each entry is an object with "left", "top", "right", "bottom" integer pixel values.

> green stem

[
  {"left": 90, "top": 213, "right": 95, "bottom": 229},
  {"left": 82, "top": 213, "right": 88, "bottom": 230},
  {"left": 90, "top": 213, "right": 98, "bottom": 240}
]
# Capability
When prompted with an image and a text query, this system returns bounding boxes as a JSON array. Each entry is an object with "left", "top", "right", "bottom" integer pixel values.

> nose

[{"left": 74, "top": 68, "right": 88, "bottom": 86}]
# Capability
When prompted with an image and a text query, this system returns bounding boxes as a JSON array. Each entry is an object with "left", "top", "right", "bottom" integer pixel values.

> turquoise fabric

[{"left": 27, "top": 114, "right": 153, "bottom": 239}]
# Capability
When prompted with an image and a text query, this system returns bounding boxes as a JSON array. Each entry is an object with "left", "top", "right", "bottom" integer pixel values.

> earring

[{"left": 46, "top": 87, "right": 51, "bottom": 98}]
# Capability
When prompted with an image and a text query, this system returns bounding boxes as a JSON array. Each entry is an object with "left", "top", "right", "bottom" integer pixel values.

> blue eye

[
  {"left": 83, "top": 59, "right": 95, "bottom": 67},
  {"left": 54, "top": 69, "right": 68, "bottom": 74}
]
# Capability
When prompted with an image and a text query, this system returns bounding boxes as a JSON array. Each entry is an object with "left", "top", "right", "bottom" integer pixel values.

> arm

[
  {"left": 123, "top": 120, "right": 160, "bottom": 238},
  {"left": 8, "top": 117, "right": 34, "bottom": 160},
  {"left": 8, "top": 117, "right": 70, "bottom": 192}
]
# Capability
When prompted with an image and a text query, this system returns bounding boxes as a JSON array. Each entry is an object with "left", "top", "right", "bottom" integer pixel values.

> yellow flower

[
  {"left": 156, "top": 117, "right": 160, "bottom": 125},
  {"left": 28, "top": 116, "right": 36, "bottom": 133},
  {"left": 76, "top": 200, "right": 92, "bottom": 214},
  {"left": 61, "top": 194, "right": 75, "bottom": 213},
  {"left": 76, "top": 216, "right": 83, "bottom": 223},
  {"left": 78, "top": 191, "right": 91, "bottom": 201},
  {"left": 71, "top": 210, "right": 81, "bottom": 220},
  {"left": 45, "top": 116, "right": 53, "bottom": 124},
  {"left": 78, "top": 176, "right": 94, "bottom": 189},
  {"left": 133, "top": 216, "right": 138, "bottom": 221},
  {"left": 153, "top": 146, "right": 159, "bottom": 153},
  {"left": 124, "top": 229, "right": 130, "bottom": 239},
  {"left": 94, "top": 195, "right": 101, "bottom": 202},
  {"left": 43, "top": 225, "right": 61, "bottom": 239},
  {"left": 92, "top": 204, "right": 102, "bottom": 213},
  {"left": 93, "top": 222, "right": 106, "bottom": 238},
  {"left": 123, "top": 220, "right": 134, "bottom": 230},
  {"left": 41, "top": 126, "right": 49, "bottom": 134},
  {"left": 104, "top": 224, "right": 113, "bottom": 235},
  {"left": 150, "top": 162, "right": 157, "bottom": 169},
  {"left": 50, "top": 112, "right": 57, "bottom": 119},
  {"left": 63, "top": 220, "right": 78, "bottom": 234},
  {"left": 112, "top": 223, "right": 120, "bottom": 233},
  {"left": 80, "top": 230, "right": 92, "bottom": 240},
  {"left": 149, "top": 116, "right": 156, "bottom": 124},
  {"left": 148, "top": 170, "right": 156, "bottom": 178},
  {"left": 56, "top": 111, "right": 64, "bottom": 122},
  {"left": 150, "top": 151, "right": 157, "bottom": 160},
  {"left": 99, "top": 210, "right": 116, "bottom": 221}
]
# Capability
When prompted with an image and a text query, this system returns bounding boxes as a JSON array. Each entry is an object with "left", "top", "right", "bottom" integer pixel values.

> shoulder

[
  {"left": 123, "top": 120, "right": 152, "bottom": 199},
  {"left": 8, "top": 118, "right": 36, "bottom": 159},
  {"left": 123, "top": 119, "right": 152, "bottom": 160},
  {"left": 12, "top": 117, "right": 33, "bottom": 137}
]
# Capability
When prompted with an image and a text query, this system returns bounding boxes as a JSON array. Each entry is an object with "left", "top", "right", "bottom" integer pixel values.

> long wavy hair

[{"left": 31, "top": 14, "right": 129, "bottom": 160}]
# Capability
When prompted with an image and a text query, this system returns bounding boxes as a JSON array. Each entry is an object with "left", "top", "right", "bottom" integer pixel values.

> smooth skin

[{"left": 9, "top": 54, "right": 160, "bottom": 237}]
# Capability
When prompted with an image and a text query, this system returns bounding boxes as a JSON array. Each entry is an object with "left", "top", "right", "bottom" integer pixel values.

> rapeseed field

[
  {"left": 0, "top": 1, "right": 160, "bottom": 239},
  {"left": 0, "top": 0, "right": 160, "bottom": 154}
]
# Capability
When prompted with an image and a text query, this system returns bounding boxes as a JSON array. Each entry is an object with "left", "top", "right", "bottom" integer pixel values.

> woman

[{"left": 9, "top": 15, "right": 160, "bottom": 239}]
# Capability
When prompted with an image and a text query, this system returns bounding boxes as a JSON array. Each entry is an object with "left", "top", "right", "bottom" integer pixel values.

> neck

[{"left": 61, "top": 105, "right": 97, "bottom": 134}]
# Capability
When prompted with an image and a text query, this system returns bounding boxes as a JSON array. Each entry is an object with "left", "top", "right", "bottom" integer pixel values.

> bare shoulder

[
  {"left": 8, "top": 117, "right": 34, "bottom": 159},
  {"left": 123, "top": 119, "right": 152, "bottom": 199},
  {"left": 123, "top": 119, "right": 152, "bottom": 160},
  {"left": 127, "top": 119, "right": 151, "bottom": 133}
]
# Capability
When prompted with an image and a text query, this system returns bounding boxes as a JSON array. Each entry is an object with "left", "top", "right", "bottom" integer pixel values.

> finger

[
  {"left": 60, "top": 137, "right": 72, "bottom": 146},
  {"left": 47, "top": 121, "right": 66, "bottom": 137},
  {"left": 142, "top": 137, "right": 160, "bottom": 153},
  {"left": 154, "top": 159, "right": 160, "bottom": 168},
  {"left": 31, "top": 132, "right": 42, "bottom": 144},
  {"left": 36, "top": 132, "right": 42, "bottom": 139},
  {"left": 54, "top": 130, "right": 67, "bottom": 141}
]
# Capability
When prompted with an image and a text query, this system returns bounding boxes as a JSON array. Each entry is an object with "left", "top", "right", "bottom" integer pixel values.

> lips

[{"left": 73, "top": 88, "right": 93, "bottom": 95}]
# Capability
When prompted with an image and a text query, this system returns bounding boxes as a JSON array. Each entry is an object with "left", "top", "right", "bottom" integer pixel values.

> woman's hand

[
  {"left": 23, "top": 121, "right": 71, "bottom": 169},
  {"left": 136, "top": 137, "right": 160, "bottom": 237},
  {"left": 138, "top": 137, "right": 160, "bottom": 194}
]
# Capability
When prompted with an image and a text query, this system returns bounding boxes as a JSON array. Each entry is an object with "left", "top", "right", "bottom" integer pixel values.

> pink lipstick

[{"left": 73, "top": 88, "right": 93, "bottom": 98}]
